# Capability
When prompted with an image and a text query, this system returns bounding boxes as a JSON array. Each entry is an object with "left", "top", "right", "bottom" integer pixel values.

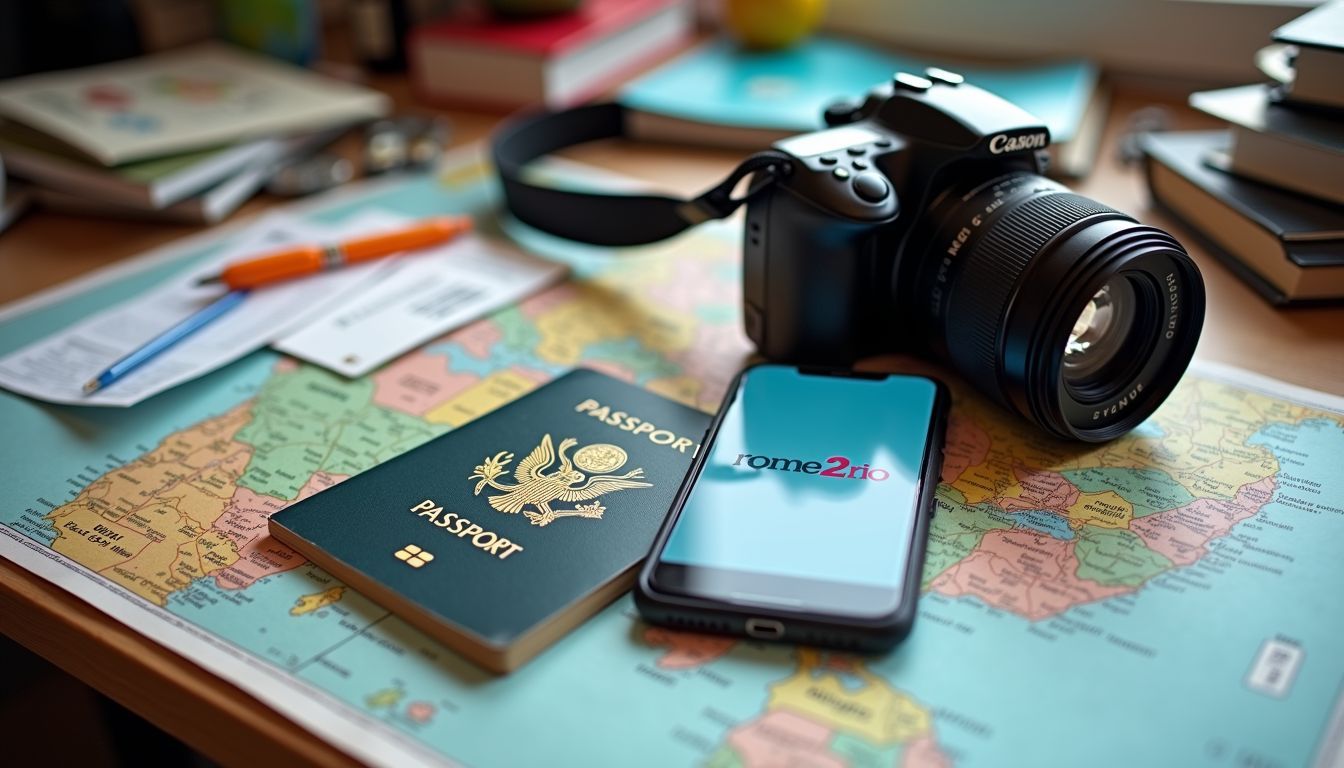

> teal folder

[{"left": 620, "top": 37, "right": 1103, "bottom": 174}]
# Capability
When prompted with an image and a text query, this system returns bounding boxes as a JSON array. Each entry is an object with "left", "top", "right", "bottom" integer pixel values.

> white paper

[
  {"left": 0, "top": 211, "right": 401, "bottom": 406},
  {"left": 273, "top": 232, "right": 568, "bottom": 377}
]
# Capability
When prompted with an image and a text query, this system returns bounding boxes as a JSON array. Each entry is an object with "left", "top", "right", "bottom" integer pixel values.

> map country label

[
  {"left": 371, "top": 351, "right": 481, "bottom": 417},
  {"left": 47, "top": 404, "right": 254, "bottom": 604},
  {"left": 1065, "top": 490, "right": 1134, "bottom": 530},
  {"left": 1059, "top": 467, "right": 1196, "bottom": 518},
  {"left": 236, "top": 366, "right": 443, "bottom": 500},
  {"left": 532, "top": 283, "right": 635, "bottom": 366},
  {"left": 768, "top": 650, "right": 936, "bottom": 746},
  {"left": 1129, "top": 478, "right": 1276, "bottom": 566},
  {"left": 717, "top": 709, "right": 842, "bottom": 768},
  {"left": 405, "top": 701, "right": 436, "bottom": 725},
  {"left": 714, "top": 649, "right": 950, "bottom": 768},
  {"left": 423, "top": 368, "right": 539, "bottom": 427},
  {"left": 1073, "top": 526, "right": 1175, "bottom": 588},
  {"left": 939, "top": 414, "right": 991, "bottom": 486},
  {"left": 995, "top": 467, "right": 1080, "bottom": 514},
  {"left": 211, "top": 471, "right": 347, "bottom": 590},
  {"left": 365, "top": 687, "right": 405, "bottom": 711},
  {"left": 929, "top": 529, "right": 1128, "bottom": 621},
  {"left": 921, "top": 488, "right": 1014, "bottom": 589}
]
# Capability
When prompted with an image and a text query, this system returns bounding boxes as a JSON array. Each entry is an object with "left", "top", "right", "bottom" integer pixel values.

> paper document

[
  {"left": 0, "top": 211, "right": 398, "bottom": 406},
  {"left": 273, "top": 232, "right": 568, "bottom": 377}
]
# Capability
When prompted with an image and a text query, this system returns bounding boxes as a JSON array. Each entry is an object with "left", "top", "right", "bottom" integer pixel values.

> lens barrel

[{"left": 910, "top": 172, "right": 1204, "bottom": 442}]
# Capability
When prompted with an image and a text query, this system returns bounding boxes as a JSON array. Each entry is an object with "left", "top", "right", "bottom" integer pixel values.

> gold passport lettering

[
  {"left": 410, "top": 500, "right": 524, "bottom": 559},
  {"left": 468, "top": 434, "right": 652, "bottom": 527},
  {"left": 574, "top": 399, "right": 699, "bottom": 454}
]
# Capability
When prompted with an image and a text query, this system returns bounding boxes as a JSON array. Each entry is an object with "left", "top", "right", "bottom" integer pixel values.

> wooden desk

[{"left": 1, "top": 85, "right": 1341, "bottom": 768}]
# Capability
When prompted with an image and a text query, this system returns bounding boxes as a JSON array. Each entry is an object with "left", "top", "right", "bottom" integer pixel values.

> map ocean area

[{"left": 2, "top": 154, "right": 1343, "bottom": 768}]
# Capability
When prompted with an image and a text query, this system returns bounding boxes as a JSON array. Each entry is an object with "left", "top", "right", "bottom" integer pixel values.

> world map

[{"left": 2, "top": 157, "right": 1342, "bottom": 767}]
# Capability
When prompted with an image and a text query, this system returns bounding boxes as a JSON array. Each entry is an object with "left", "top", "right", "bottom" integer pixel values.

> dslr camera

[
  {"left": 493, "top": 69, "right": 1205, "bottom": 442},
  {"left": 740, "top": 69, "right": 1203, "bottom": 441}
]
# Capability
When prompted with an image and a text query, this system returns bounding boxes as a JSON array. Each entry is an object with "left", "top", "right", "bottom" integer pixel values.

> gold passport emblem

[
  {"left": 394, "top": 544, "right": 434, "bottom": 568},
  {"left": 468, "top": 434, "right": 652, "bottom": 527}
]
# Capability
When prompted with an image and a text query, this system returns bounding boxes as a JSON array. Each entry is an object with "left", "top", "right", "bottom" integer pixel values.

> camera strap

[{"left": 491, "top": 103, "right": 792, "bottom": 246}]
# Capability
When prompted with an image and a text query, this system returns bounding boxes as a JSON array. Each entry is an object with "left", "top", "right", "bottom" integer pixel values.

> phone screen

[{"left": 651, "top": 366, "right": 941, "bottom": 618}]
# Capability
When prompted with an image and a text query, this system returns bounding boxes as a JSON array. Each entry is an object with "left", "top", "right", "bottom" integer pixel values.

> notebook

[
  {"left": 409, "top": 0, "right": 692, "bottom": 109},
  {"left": 0, "top": 43, "right": 388, "bottom": 165},
  {"left": 1143, "top": 130, "right": 1344, "bottom": 305}
]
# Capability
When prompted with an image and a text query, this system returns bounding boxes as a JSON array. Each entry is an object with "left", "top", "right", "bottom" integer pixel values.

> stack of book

[
  {"left": 0, "top": 156, "right": 32, "bottom": 234},
  {"left": 0, "top": 43, "right": 389, "bottom": 224},
  {"left": 409, "top": 0, "right": 694, "bottom": 109},
  {"left": 1142, "top": 0, "right": 1344, "bottom": 306}
]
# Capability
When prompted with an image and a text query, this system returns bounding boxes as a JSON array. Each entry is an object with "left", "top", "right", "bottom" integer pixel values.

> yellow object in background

[{"left": 723, "top": 0, "right": 827, "bottom": 50}]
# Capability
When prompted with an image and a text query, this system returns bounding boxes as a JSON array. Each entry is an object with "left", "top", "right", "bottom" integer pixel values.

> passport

[{"left": 269, "top": 368, "right": 709, "bottom": 673}]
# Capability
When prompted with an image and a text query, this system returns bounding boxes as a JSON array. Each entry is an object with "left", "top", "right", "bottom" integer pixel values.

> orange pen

[{"left": 196, "top": 215, "right": 474, "bottom": 290}]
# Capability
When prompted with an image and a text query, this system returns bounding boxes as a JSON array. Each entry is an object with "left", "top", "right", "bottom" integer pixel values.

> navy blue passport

[{"left": 269, "top": 368, "right": 709, "bottom": 672}]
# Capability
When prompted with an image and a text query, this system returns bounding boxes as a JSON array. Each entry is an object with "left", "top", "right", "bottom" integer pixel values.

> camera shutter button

[
  {"left": 892, "top": 72, "right": 933, "bottom": 91},
  {"left": 852, "top": 172, "right": 889, "bottom": 203},
  {"left": 925, "top": 67, "right": 965, "bottom": 86}
]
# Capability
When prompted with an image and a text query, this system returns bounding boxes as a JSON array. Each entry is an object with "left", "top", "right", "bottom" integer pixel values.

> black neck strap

[{"left": 491, "top": 102, "right": 791, "bottom": 246}]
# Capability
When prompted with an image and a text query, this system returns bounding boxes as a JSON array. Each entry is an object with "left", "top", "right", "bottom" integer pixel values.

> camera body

[
  {"left": 491, "top": 68, "right": 1204, "bottom": 442},
  {"left": 744, "top": 70, "right": 1053, "bottom": 363}
]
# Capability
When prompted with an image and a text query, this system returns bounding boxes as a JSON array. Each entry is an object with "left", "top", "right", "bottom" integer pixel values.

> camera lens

[
  {"left": 1063, "top": 281, "right": 1138, "bottom": 388},
  {"left": 908, "top": 172, "right": 1204, "bottom": 442}
]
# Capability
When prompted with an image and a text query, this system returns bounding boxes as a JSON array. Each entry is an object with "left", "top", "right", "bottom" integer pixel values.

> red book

[{"left": 410, "top": 0, "right": 693, "bottom": 109}]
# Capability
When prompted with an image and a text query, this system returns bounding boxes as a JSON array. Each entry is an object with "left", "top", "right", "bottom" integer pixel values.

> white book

[
  {"left": 0, "top": 180, "right": 32, "bottom": 234},
  {"left": 1, "top": 130, "right": 286, "bottom": 208},
  {"left": 0, "top": 42, "right": 388, "bottom": 165},
  {"left": 31, "top": 164, "right": 270, "bottom": 224},
  {"left": 26, "top": 130, "right": 343, "bottom": 223}
]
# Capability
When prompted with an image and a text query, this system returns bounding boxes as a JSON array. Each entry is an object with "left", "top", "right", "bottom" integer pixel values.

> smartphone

[{"left": 636, "top": 364, "right": 949, "bottom": 652}]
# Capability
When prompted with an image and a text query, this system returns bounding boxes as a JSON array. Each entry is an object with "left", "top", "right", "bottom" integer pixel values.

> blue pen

[{"left": 82, "top": 290, "right": 249, "bottom": 395}]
